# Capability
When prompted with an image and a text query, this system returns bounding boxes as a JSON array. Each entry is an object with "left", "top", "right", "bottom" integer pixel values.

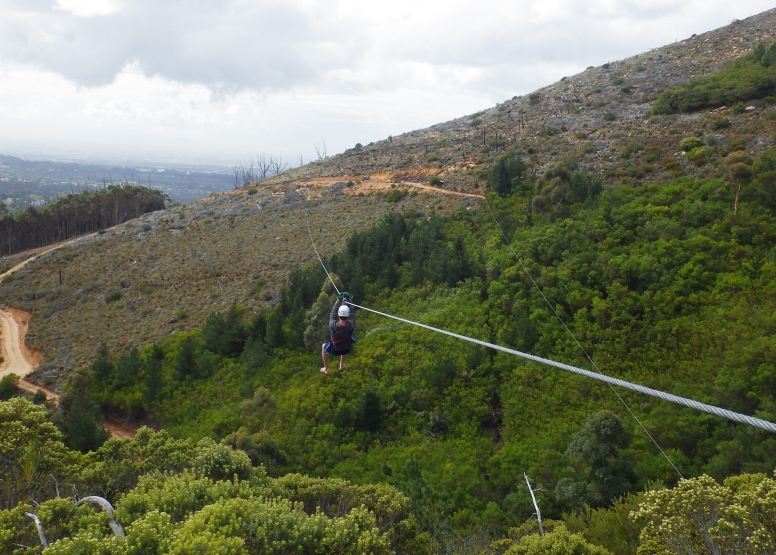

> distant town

[{"left": 0, "top": 154, "right": 235, "bottom": 210}]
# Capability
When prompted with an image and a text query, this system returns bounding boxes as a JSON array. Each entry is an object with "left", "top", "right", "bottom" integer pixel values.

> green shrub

[
  {"left": 487, "top": 138, "right": 508, "bottom": 147},
  {"left": 610, "top": 76, "right": 625, "bottom": 85},
  {"left": 541, "top": 126, "right": 561, "bottom": 136},
  {"left": 620, "top": 142, "right": 645, "bottom": 158},
  {"left": 711, "top": 117, "right": 732, "bottom": 129},
  {"left": 0, "top": 374, "right": 18, "bottom": 400},
  {"left": 687, "top": 146, "right": 712, "bottom": 165},
  {"left": 575, "top": 131, "right": 587, "bottom": 139},
  {"left": 603, "top": 112, "right": 616, "bottom": 121},
  {"left": 142, "top": 225, "right": 152, "bottom": 232},
  {"left": 494, "top": 525, "right": 610, "bottom": 555},
  {"left": 247, "top": 188, "right": 258, "bottom": 195},
  {"left": 104, "top": 290, "right": 123, "bottom": 303},
  {"left": 645, "top": 147, "right": 663, "bottom": 162},
  {"left": 679, "top": 137, "right": 703, "bottom": 152},
  {"left": 428, "top": 175, "right": 442, "bottom": 186},
  {"left": 528, "top": 92, "right": 541, "bottom": 105},
  {"left": 386, "top": 189, "right": 408, "bottom": 203},
  {"left": 469, "top": 118, "right": 483, "bottom": 127}
]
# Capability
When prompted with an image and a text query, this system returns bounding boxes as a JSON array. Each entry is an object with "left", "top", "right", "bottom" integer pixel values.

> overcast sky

[{"left": 0, "top": 0, "right": 773, "bottom": 167}]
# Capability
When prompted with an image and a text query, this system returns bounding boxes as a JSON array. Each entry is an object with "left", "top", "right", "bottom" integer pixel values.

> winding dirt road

[{"left": 0, "top": 242, "right": 134, "bottom": 438}]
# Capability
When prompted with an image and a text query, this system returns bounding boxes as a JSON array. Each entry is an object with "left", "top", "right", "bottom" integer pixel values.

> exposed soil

[{"left": 0, "top": 246, "right": 134, "bottom": 438}]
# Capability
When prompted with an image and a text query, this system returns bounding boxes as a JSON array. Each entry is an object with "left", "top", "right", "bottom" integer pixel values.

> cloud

[
  {"left": 2, "top": 0, "right": 770, "bottom": 93},
  {"left": 0, "top": 0, "right": 363, "bottom": 88},
  {"left": 0, "top": 0, "right": 773, "bottom": 163}
]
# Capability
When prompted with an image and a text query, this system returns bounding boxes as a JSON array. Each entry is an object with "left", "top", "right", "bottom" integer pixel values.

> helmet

[{"left": 338, "top": 305, "right": 350, "bottom": 318}]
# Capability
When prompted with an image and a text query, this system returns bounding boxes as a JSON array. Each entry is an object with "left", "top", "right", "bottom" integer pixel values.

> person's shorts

[{"left": 324, "top": 337, "right": 356, "bottom": 356}]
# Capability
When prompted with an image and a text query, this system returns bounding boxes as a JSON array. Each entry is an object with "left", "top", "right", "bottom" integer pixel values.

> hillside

[
  {"left": 269, "top": 9, "right": 776, "bottom": 193},
  {"left": 4, "top": 8, "right": 776, "bottom": 555},
  {"left": 0, "top": 185, "right": 466, "bottom": 387}
]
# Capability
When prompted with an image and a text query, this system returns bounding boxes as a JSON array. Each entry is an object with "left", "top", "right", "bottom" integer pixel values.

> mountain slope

[{"left": 270, "top": 8, "right": 776, "bottom": 193}]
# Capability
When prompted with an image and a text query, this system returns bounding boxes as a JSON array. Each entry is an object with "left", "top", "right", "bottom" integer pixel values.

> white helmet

[{"left": 338, "top": 305, "right": 350, "bottom": 318}]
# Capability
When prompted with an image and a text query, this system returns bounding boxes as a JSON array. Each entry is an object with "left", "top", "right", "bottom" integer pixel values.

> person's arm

[
  {"left": 347, "top": 299, "right": 356, "bottom": 332},
  {"left": 330, "top": 299, "right": 342, "bottom": 327}
]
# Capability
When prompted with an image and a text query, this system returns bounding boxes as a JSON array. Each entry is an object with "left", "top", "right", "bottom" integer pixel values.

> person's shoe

[
  {"left": 320, "top": 368, "right": 329, "bottom": 375},
  {"left": 339, "top": 365, "right": 346, "bottom": 372}
]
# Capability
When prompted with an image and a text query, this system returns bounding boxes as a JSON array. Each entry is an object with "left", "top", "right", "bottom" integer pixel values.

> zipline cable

[
  {"left": 482, "top": 195, "right": 684, "bottom": 478},
  {"left": 345, "top": 300, "right": 776, "bottom": 434},
  {"left": 306, "top": 211, "right": 341, "bottom": 296}
]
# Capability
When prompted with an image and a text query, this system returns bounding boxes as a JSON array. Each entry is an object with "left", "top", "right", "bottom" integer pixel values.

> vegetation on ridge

[{"left": 652, "top": 40, "right": 776, "bottom": 114}]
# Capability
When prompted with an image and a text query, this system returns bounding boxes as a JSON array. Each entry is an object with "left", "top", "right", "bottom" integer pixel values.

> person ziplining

[{"left": 321, "top": 292, "right": 356, "bottom": 375}]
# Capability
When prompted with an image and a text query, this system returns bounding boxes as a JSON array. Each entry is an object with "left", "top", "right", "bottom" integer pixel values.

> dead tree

[
  {"left": 270, "top": 153, "right": 289, "bottom": 176},
  {"left": 314, "top": 141, "right": 327, "bottom": 161},
  {"left": 256, "top": 154, "right": 272, "bottom": 180}
]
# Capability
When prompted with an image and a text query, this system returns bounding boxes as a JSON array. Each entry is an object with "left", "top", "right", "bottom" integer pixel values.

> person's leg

[
  {"left": 321, "top": 343, "right": 329, "bottom": 374},
  {"left": 339, "top": 354, "right": 346, "bottom": 371}
]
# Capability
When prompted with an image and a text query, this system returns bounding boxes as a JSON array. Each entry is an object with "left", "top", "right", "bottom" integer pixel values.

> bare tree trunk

[
  {"left": 314, "top": 141, "right": 327, "bottom": 161},
  {"left": 734, "top": 183, "right": 741, "bottom": 214}
]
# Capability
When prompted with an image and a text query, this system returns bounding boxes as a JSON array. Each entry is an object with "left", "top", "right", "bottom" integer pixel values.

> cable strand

[{"left": 306, "top": 210, "right": 340, "bottom": 296}]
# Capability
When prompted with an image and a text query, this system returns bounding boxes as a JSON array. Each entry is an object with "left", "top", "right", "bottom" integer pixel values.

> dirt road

[
  {"left": 0, "top": 244, "right": 62, "bottom": 386},
  {"left": 0, "top": 240, "right": 135, "bottom": 438}
]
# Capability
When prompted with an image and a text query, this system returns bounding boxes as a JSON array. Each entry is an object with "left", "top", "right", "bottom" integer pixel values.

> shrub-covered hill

[
  {"left": 55, "top": 144, "right": 776, "bottom": 548},
  {"left": 5, "top": 8, "right": 776, "bottom": 391},
  {"left": 266, "top": 9, "right": 776, "bottom": 195}
]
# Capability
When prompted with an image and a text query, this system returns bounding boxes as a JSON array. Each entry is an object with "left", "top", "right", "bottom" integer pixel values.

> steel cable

[{"left": 346, "top": 301, "right": 776, "bottom": 434}]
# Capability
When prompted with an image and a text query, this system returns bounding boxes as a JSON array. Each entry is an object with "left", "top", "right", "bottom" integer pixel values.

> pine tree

[
  {"left": 144, "top": 343, "right": 164, "bottom": 406},
  {"left": 55, "top": 369, "right": 108, "bottom": 453}
]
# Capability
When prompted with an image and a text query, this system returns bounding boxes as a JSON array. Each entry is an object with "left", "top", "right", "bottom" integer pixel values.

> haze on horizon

[{"left": 0, "top": 0, "right": 773, "bottom": 167}]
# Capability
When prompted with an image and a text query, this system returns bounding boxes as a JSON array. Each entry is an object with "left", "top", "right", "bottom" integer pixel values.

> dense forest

[
  {"left": 16, "top": 138, "right": 773, "bottom": 552},
  {"left": 0, "top": 185, "right": 167, "bottom": 255}
]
